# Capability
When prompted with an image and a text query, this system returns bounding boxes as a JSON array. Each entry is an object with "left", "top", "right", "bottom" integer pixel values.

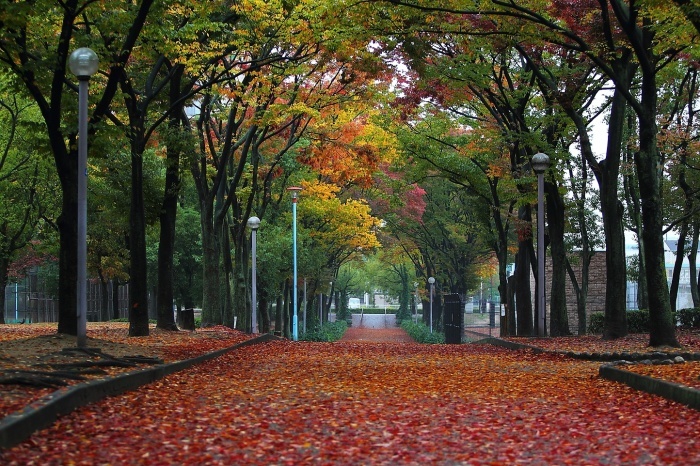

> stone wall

[
  {"left": 530, "top": 251, "right": 607, "bottom": 335},
  {"left": 559, "top": 252, "right": 607, "bottom": 333}
]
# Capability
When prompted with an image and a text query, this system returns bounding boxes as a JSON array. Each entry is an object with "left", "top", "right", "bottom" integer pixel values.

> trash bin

[
  {"left": 177, "top": 308, "right": 195, "bottom": 331},
  {"left": 443, "top": 293, "right": 463, "bottom": 344}
]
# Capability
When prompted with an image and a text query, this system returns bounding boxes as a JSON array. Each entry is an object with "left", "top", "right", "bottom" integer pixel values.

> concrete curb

[
  {"left": 599, "top": 365, "right": 700, "bottom": 411},
  {"left": 0, "top": 333, "right": 282, "bottom": 450},
  {"left": 468, "top": 335, "right": 547, "bottom": 353}
]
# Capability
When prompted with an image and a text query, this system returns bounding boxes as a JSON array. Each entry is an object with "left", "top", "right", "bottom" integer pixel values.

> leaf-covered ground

[
  {"left": 504, "top": 330, "right": 700, "bottom": 354},
  {"left": 2, "top": 326, "right": 700, "bottom": 464},
  {"left": 0, "top": 323, "right": 254, "bottom": 418}
]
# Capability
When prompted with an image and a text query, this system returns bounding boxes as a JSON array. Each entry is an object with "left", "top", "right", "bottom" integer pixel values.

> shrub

[
  {"left": 627, "top": 309, "right": 650, "bottom": 333},
  {"left": 401, "top": 320, "right": 445, "bottom": 344},
  {"left": 588, "top": 310, "right": 651, "bottom": 334},
  {"left": 677, "top": 308, "right": 700, "bottom": 328},
  {"left": 588, "top": 312, "right": 604, "bottom": 334},
  {"left": 301, "top": 320, "right": 348, "bottom": 342}
]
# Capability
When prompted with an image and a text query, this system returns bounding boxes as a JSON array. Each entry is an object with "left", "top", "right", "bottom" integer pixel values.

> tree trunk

[
  {"left": 690, "top": 226, "right": 700, "bottom": 306},
  {"left": 506, "top": 274, "right": 516, "bottom": 336},
  {"left": 260, "top": 292, "right": 270, "bottom": 334},
  {"left": 670, "top": 223, "right": 687, "bottom": 312},
  {"left": 637, "top": 102, "right": 679, "bottom": 346},
  {"left": 546, "top": 178, "right": 570, "bottom": 336},
  {"left": 565, "top": 252, "right": 593, "bottom": 336},
  {"left": 155, "top": 70, "right": 185, "bottom": 332},
  {"left": 284, "top": 278, "right": 291, "bottom": 339},
  {"left": 0, "top": 257, "right": 8, "bottom": 324},
  {"left": 231, "top": 223, "right": 248, "bottom": 331},
  {"left": 111, "top": 279, "right": 120, "bottom": 320},
  {"left": 99, "top": 275, "right": 109, "bottom": 322},
  {"left": 276, "top": 285, "right": 284, "bottom": 335},
  {"left": 623, "top": 126, "right": 649, "bottom": 310},
  {"left": 128, "top": 141, "right": 150, "bottom": 337},
  {"left": 599, "top": 58, "right": 633, "bottom": 340},
  {"left": 56, "top": 144, "right": 79, "bottom": 335},
  {"left": 200, "top": 214, "right": 221, "bottom": 326},
  {"left": 515, "top": 205, "right": 534, "bottom": 336},
  {"left": 220, "top": 215, "right": 235, "bottom": 328}
]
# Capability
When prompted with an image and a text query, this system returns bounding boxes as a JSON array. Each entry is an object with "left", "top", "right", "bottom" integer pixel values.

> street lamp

[
  {"left": 287, "top": 186, "right": 302, "bottom": 341},
  {"left": 247, "top": 216, "right": 260, "bottom": 334},
  {"left": 69, "top": 47, "right": 99, "bottom": 348},
  {"left": 413, "top": 282, "right": 418, "bottom": 323},
  {"left": 532, "top": 152, "right": 550, "bottom": 337},
  {"left": 428, "top": 277, "right": 435, "bottom": 333}
]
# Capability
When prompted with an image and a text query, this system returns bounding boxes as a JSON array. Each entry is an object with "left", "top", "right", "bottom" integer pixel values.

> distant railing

[{"left": 3, "top": 276, "right": 132, "bottom": 323}]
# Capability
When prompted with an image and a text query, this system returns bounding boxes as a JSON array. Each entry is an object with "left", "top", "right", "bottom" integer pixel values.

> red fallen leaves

[
  {"left": 504, "top": 329, "right": 700, "bottom": 354},
  {"left": 0, "top": 323, "right": 254, "bottom": 418},
  {"left": 624, "top": 362, "right": 700, "bottom": 390},
  {"left": 0, "top": 324, "right": 55, "bottom": 342},
  {"left": 3, "top": 340, "right": 700, "bottom": 465},
  {"left": 340, "top": 327, "right": 414, "bottom": 343}
]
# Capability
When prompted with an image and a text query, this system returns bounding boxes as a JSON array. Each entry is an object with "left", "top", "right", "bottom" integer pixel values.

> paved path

[
  {"left": 349, "top": 313, "right": 396, "bottom": 328},
  {"left": 339, "top": 326, "right": 414, "bottom": 343},
  {"left": 5, "top": 332, "right": 700, "bottom": 464}
]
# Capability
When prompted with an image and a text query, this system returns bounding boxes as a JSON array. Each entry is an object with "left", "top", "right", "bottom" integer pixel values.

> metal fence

[{"left": 3, "top": 272, "right": 131, "bottom": 323}]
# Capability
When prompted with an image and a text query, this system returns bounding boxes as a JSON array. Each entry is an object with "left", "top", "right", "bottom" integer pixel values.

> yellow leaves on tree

[{"left": 298, "top": 180, "right": 381, "bottom": 262}]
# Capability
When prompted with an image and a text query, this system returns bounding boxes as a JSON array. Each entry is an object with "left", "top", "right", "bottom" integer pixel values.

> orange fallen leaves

[
  {"left": 624, "top": 361, "right": 700, "bottom": 390},
  {"left": 505, "top": 329, "right": 700, "bottom": 354},
  {"left": 0, "top": 323, "right": 254, "bottom": 419},
  {"left": 3, "top": 339, "right": 700, "bottom": 465}
]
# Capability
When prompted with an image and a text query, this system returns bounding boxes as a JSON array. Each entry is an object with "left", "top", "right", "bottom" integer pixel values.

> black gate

[{"left": 443, "top": 293, "right": 463, "bottom": 344}]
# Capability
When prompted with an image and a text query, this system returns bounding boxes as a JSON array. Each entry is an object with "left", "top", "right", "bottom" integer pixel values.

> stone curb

[
  {"left": 0, "top": 333, "right": 282, "bottom": 450},
  {"left": 471, "top": 334, "right": 700, "bottom": 412},
  {"left": 599, "top": 365, "right": 700, "bottom": 410}
]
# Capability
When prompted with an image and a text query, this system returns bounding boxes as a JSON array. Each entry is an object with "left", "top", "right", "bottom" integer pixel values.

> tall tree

[
  {"left": 0, "top": 87, "right": 54, "bottom": 324},
  {"left": 0, "top": 0, "right": 156, "bottom": 335}
]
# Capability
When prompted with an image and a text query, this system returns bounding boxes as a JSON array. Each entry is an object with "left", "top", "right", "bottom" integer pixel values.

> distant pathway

[{"left": 339, "top": 326, "right": 414, "bottom": 343}]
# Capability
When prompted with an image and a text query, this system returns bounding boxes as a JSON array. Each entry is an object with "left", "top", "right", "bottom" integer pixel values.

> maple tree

[
  {"left": 185, "top": 0, "right": 390, "bottom": 331},
  {"left": 366, "top": 0, "right": 700, "bottom": 345}
]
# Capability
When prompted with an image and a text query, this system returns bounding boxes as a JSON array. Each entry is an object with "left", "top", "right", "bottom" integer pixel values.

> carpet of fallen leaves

[
  {"left": 501, "top": 330, "right": 700, "bottom": 392},
  {"left": 2, "top": 326, "right": 700, "bottom": 465},
  {"left": 503, "top": 329, "right": 700, "bottom": 354},
  {"left": 0, "top": 323, "right": 254, "bottom": 418},
  {"left": 622, "top": 363, "right": 700, "bottom": 391}
]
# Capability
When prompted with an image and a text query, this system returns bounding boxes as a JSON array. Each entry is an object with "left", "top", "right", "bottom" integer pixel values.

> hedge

[
  {"left": 588, "top": 307, "right": 700, "bottom": 333},
  {"left": 400, "top": 320, "right": 445, "bottom": 344}
]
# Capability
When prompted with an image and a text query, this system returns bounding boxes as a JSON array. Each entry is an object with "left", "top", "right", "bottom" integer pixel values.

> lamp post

[
  {"left": 69, "top": 47, "right": 99, "bottom": 348},
  {"left": 413, "top": 282, "right": 418, "bottom": 323},
  {"left": 287, "top": 186, "right": 302, "bottom": 341},
  {"left": 532, "top": 152, "right": 550, "bottom": 337},
  {"left": 329, "top": 281, "right": 333, "bottom": 323},
  {"left": 247, "top": 216, "right": 260, "bottom": 334},
  {"left": 428, "top": 277, "right": 435, "bottom": 333}
]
